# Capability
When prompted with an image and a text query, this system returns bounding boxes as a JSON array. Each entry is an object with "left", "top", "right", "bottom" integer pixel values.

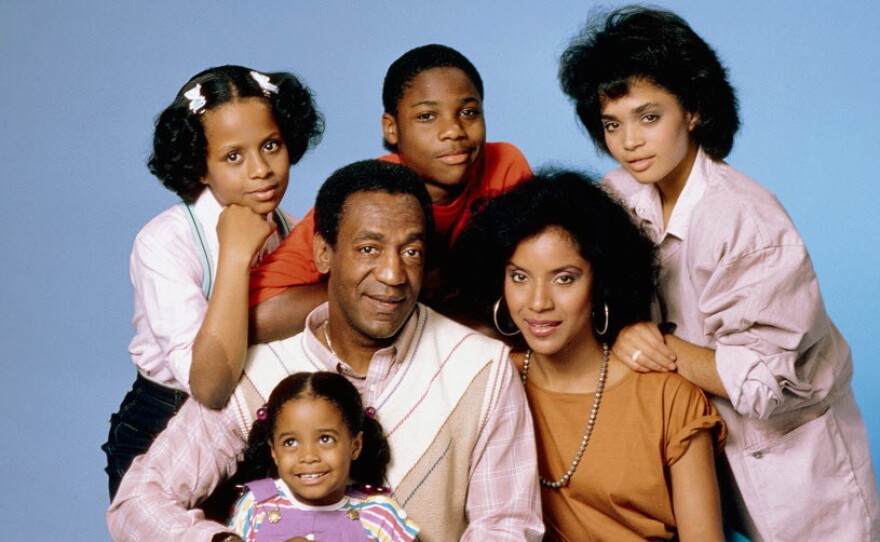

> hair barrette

[
  {"left": 250, "top": 71, "right": 279, "bottom": 96},
  {"left": 364, "top": 406, "right": 377, "bottom": 419},
  {"left": 256, "top": 405, "right": 268, "bottom": 421},
  {"left": 184, "top": 83, "right": 206, "bottom": 114}
]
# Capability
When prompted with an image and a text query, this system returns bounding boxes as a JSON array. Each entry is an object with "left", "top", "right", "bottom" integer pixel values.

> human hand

[
  {"left": 216, "top": 204, "right": 275, "bottom": 264},
  {"left": 612, "top": 321, "right": 677, "bottom": 372}
]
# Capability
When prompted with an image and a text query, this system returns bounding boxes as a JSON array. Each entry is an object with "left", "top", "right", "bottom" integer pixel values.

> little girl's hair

[
  {"left": 559, "top": 6, "right": 740, "bottom": 160},
  {"left": 243, "top": 372, "right": 391, "bottom": 487},
  {"left": 148, "top": 65, "right": 324, "bottom": 203}
]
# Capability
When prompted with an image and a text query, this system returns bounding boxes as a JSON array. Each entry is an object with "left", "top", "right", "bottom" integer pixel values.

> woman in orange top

[{"left": 452, "top": 170, "right": 726, "bottom": 541}]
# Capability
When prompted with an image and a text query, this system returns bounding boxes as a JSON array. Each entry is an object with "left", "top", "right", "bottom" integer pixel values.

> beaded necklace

[{"left": 520, "top": 343, "right": 609, "bottom": 489}]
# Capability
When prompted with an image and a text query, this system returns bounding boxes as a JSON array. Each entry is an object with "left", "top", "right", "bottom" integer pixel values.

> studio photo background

[{"left": 2, "top": 1, "right": 878, "bottom": 539}]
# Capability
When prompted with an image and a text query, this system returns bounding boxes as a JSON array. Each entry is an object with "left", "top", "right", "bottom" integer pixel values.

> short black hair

[
  {"left": 243, "top": 372, "right": 391, "bottom": 487},
  {"left": 148, "top": 65, "right": 324, "bottom": 203},
  {"left": 381, "top": 44, "right": 484, "bottom": 152},
  {"left": 559, "top": 6, "right": 739, "bottom": 160},
  {"left": 314, "top": 160, "right": 434, "bottom": 249},
  {"left": 450, "top": 168, "right": 657, "bottom": 344}
]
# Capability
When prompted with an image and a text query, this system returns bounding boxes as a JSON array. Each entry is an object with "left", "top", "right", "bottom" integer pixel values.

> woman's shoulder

[
  {"left": 696, "top": 160, "right": 801, "bottom": 239},
  {"left": 630, "top": 370, "right": 710, "bottom": 401},
  {"left": 682, "top": 159, "right": 807, "bottom": 269},
  {"left": 601, "top": 166, "right": 642, "bottom": 201}
]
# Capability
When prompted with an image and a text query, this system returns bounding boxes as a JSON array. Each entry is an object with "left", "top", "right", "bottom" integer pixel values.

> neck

[
  {"left": 321, "top": 320, "right": 394, "bottom": 376},
  {"left": 530, "top": 339, "right": 607, "bottom": 393},
  {"left": 424, "top": 178, "right": 467, "bottom": 206},
  {"left": 656, "top": 143, "right": 699, "bottom": 226}
]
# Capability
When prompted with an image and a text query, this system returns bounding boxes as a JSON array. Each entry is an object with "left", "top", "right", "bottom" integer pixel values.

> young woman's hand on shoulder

[{"left": 612, "top": 321, "right": 677, "bottom": 372}]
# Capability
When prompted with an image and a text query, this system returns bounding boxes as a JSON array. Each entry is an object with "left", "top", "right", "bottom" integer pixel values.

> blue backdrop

[{"left": 1, "top": 2, "right": 878, "bottom": 539}]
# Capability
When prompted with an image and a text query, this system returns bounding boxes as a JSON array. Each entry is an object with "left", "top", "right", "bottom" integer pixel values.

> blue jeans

[{"left": 101, "top": 373, "right": 187, "bottom": 500}]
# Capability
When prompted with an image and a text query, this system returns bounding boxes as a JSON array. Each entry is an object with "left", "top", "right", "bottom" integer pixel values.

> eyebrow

[
  {"left": 506, "top": 260, "right": 583, "bottom": 275},
  {"left": 355, "top": 230, "right": 426, "bottom": 243},
  {"left": 409, "top": 96, "right": 481, "bottom": 109},
  {"left": 214, "top": 130, "right": 282, "bottom": 154},
  {"left": 601, "top": 101, "right": 661, "bottom": 120},
  {"left": 277, "top": 427, "right": 341, "bottom": 438}
]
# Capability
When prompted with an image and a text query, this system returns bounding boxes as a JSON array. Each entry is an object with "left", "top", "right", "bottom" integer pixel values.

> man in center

[{"left": 107, "top": 159, "right": 543, "bottom": 542}]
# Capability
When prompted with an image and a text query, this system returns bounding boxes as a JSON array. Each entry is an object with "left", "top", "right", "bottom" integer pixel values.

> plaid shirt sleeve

[
  {"left": 106, "top": 399, "right": 246, "bottom": 542},
  {"left": 462, "top": 355, "right": 544, "bottom": 541}
]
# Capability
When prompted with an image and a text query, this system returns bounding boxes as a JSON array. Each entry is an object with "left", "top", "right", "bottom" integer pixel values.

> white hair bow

[
  {"left": 184, "top": 84, "right": 206, "bottom": 114},
  {"left": 250, "top": 71, "right": 279, "bottom": 95}
]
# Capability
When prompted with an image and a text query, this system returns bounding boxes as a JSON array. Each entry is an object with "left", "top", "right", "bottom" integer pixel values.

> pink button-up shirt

[
  {"left": 605, "top": 149, "right": 879, "bottom": 541},
  {"left": 128, "top": 189, "right": 290, "bottom": 391},
  {"left": 108, "top": 304, "right": 543, "bottom": 542}
]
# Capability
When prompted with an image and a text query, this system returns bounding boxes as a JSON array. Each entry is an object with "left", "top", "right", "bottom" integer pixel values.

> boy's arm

[
  {"left": 249, "top": 283, "right": 327, "bottom": 343},
  {"left": 248, "top": 208, "right": 326, "bottom": 343},
  {"left": 190, "top": 205, "right": 273, "bottom": 408},
  {"left": 107, "top": 400, "right": 246, "bottom": 542},
  {"left": 461, "top": 353, "right": 544, "bottom": 542}
]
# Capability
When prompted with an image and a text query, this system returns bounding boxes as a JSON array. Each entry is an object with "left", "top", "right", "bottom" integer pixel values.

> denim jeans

[{"left": 101, "top": 373, "right": 187, "bottom": 500}]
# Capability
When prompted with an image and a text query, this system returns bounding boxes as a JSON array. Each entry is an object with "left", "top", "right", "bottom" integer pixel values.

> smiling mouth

[
  {"left": 297, "top": 472, "right": 327, "bottom": 480},
  {"left": 250, "top": 185, "right": 278, "bottom": 202},
  {"left": 437, "top": 150, "right": 473, "bottom": 166},
  {"left": 526, "top": 320, "right": 560, "bottom": 337},
  {"left": 367, "top": 294, "right": 406, "bottom": 310}
]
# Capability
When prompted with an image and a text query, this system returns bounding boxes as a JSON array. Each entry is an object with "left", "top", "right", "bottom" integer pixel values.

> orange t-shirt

[
  {"left": 249, "top": 142, "right": 532, "bottom": 305},
  {"left": 526, "top": 369, "right": 726, "bottom": 541}
]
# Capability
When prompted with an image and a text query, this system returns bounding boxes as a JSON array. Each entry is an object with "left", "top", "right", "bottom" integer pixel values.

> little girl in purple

[{"left": 226, "top": 372, "right": 419, "bottom": 542}]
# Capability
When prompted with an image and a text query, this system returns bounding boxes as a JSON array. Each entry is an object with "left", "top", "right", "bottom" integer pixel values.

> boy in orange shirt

[{"left": 250, "top": 44, "right": 532, "bottom": 341}]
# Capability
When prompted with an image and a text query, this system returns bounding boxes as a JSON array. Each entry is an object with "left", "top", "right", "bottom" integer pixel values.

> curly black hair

[
  {"left": 148, "top": 65, "right": 323, "bottom": 203},
  {"left": 449, "top": 168, "right": 657, "bottom": 344},
  {"left": 314, "top": 159, "right": 434, "bottom": 250},
  {"left": 242, "top": 372, "right": 391, "bottom": 488},
  {"left": 381, "top": 44, "right": 483, "bottom": 152},
  {"left": 559, "top": 6, "right": 739, "bottom": 161}
]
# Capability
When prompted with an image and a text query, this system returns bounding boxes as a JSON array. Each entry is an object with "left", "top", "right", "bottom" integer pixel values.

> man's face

[{"left": 316, "top": 191, "right": 427, "bottom": 349}]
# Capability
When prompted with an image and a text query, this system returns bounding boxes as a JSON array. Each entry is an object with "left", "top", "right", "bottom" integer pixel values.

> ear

[
  {"left": 314, "top": 231, "right": 332, "bottom": 275},
  {"left": 382, "top": 112, "right": 399, "bottom": 147},
  {"left": 350, "top": 431, "right": 363, "bottom": 460},
  {"left": 687, "top": 111, "right": 700, "bottom": 131}
]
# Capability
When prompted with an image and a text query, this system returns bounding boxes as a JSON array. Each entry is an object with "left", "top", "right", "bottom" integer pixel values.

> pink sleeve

[
  {"left": 107, "top": 400, "right": 246, "bottom": 542},
  {"left": 130, "top": 225, "right": 207, "bottom": 390},
  {"left": 461, "top": 352, "right": 544, "bottom": 542}
]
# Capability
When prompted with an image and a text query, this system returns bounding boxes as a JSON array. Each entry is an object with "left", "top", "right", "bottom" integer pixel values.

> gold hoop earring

[
  {"left": 492, "top": 298, "right": 521, "bottom": 337},
  {"left": 594, "top": 303, "right": 609, "bottom": 337}
]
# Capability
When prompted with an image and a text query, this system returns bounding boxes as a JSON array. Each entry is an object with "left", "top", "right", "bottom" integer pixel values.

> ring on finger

[{"left": 631, "top": 350, "right": 642, "bottom": 363}]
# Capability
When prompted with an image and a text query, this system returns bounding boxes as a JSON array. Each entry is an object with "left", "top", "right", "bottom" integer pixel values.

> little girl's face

[
  {"left": 600, "top": 79, "right": 699, "bottom": 195},
  {"left": 270, "top": 397, "right": 362, "bottom": 507},
  {"left": 199, "top": 97, "right": 290, "bottom": 214}
]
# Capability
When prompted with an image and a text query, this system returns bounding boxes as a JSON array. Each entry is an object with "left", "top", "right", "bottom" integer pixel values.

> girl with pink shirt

[{"left": 101, "top": 65, "right": 323, "bottom": 499}]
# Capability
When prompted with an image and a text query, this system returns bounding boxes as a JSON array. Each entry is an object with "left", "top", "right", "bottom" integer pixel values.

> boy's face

[
  {"left": 382, "top": 67, "right": 486, "bottom": 205},
  {"left": 599, "top": 79, "right": 698, "bottom": 197}
]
